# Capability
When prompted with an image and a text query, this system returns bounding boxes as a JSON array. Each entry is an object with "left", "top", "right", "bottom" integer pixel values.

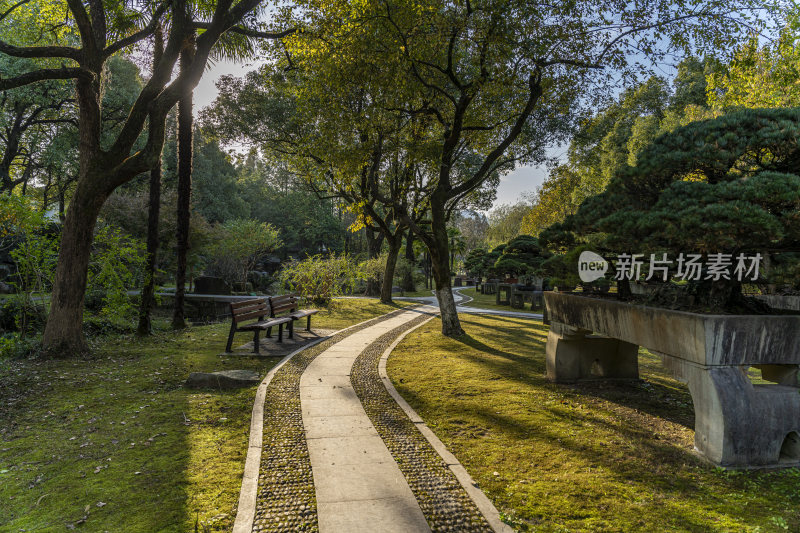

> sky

[{"left": 193, "top": 59, "right": 549, "bottom": 212}]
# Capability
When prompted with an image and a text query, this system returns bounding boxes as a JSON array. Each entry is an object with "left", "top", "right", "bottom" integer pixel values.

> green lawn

[
  {"left": 387, "top": 314, "right": 800, "bottom": 532},
  {"left": 397, "top": 288, "right": 436, "bottom": 298},
  {"left": 458, "top": 287, "right": 541, "bottom": 314},
  {"left": 0, "top": 298, "right": 409, "bottom": 532}
]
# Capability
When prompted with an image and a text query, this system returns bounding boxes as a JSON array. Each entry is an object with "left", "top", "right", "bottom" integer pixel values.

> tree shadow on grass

[
  {"left": 0, "top": 322, "right": 279, "bottom": 532},
  {"left": 453, "top": 316, "right": 695, "bottom": 429},
  {"left": 400, "top": 379, "right": 779, "bottom": 532}
]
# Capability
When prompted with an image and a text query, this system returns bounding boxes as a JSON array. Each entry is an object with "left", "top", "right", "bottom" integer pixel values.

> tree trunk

[
  {"left": 41, "top": 60, "right": 104, "bottom": 354},
  {"left": 138, "top": 25, "right": 164, "bottom": 336},
  {"left": 364, "top": 227, "right": 383, "bottom": 297},
  {"left": 172, "top": 36, "right": 195, "bottom": 330},
  {"left": 401, "top": 231, "right": 415, "bottom": 291},
  {"left": 429, "top": 202, "right": 463, "bottom": 337},
  {"left": 137, "top": 161, "right": 161, "bottom": 335},
  {"left": 42, "top": 178, "right": 106, "bottom": 354},
  {"left": 380, "top": 233, "right": 403, "bottom": 304}
]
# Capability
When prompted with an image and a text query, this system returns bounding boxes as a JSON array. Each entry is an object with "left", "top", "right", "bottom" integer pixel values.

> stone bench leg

[
  {"left": 664, "top": 357, "right": 800, "bottom": 467},
  {"left": 545, "top": 323, "right": 639, "bottom": 382}
]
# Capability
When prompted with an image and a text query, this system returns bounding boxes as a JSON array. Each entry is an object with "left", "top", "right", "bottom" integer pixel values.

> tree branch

[
  {"left": 0, "top": 40, "right": 81, "bottom": 61},
  {"left": 449, "top": 72, "right": 542, "bottom": 198},
  {"left": 194, "top": 21, "right": 296, "bottom": 40},
  {"left": 103, "top": 0, "right": 171, "bottom": 58},
  {"left": 0, "top": 67, "right": 89, "bottom": 90},
  {"left": 0, "top": 0, "right": 33, "bottom": 21}
]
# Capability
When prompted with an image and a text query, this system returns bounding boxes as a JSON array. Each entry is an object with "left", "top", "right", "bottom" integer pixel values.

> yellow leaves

[{"left": 344, "top": 203, "right": 372, "bottom": 233}]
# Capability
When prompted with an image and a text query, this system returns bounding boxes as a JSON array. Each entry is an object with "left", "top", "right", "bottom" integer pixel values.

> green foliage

[
  {"left": 0, "top": 196, "right": 56, "bottom": 335},
  {"left": 206, "top": 219, "right": 281, "bottom": 286},
  {"left": 493, "top": 235, "right": 550, "bottom": 279},
  {"left": 279, "top": 254, "right": 360, "bottom": 305},
  {"left": 358, "top": 254, "right": 387, "bottom": 292},
  {"left": 522, "top": 58, "right": 719, "bottom": 240},
  {"left": 86, "top": 226, "right": 146, "bottom": 325},
  {"left": 486, "top": 202, "right": 531, "bottom": 247},
  {"left": 551, "top": 108, "right": 800, "bottom": 308},
  {"left": 707, "top": 27, "right": 800, "bottom": 111},
  {"left": 190, "top": 131, "right": 249, "bottom": 224},
  {"left": 520, "top": 165, "right": 581, "bottom": 238},
  {"left": 464, "top": 248, "right": 493, "bottom": 278}
]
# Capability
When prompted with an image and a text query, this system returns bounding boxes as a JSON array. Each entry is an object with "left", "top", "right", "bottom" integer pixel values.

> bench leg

[
  {"left": 266, "top": 326, "right": 272, "bottom": 338},
  {"left": 306, "top": 315, "right": 311, "bottom": 331},
  {"left": 277, "top": 323, "right": 283, "bottom": 343},
  {"left": 226, "top": 323, "right": 237, "bottom": 353},
  {"left": 289, "top": 320, "right": 294, "bottom": 339},
  {"left": 253, "top": 330, "right": 261, "bottom": 354}
]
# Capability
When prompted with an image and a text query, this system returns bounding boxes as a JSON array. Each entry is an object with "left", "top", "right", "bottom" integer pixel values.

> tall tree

[
  {"left": 276, "top": 0, "right": 775, "bottom": 336},
  {"left": 0, "top": 0, "right": 292, "bottom": 353},
  {"left": 172, "top": 29, "right": 195, "bottom": 329},
  {"left": 137, "top": 23, "right": 164, "bottom": 336}
]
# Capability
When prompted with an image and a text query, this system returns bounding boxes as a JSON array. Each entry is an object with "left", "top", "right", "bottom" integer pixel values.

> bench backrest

[
  {"left": 269, "top": 295, "right": 298, "bottom": 316},
  {"left": 230, "top": 299, "right": 270, "bottom": 325}
]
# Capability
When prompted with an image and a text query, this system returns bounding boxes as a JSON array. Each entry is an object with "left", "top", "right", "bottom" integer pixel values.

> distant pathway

[
  {"left": 394, "top": 286, "right": 544, "bottom": 320},
  {"left": 235, "top": 305, "right": 505, "bottom": 532}
]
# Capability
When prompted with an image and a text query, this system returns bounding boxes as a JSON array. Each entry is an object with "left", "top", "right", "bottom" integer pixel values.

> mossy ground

[
  {"left": 0, "top": 298, "right": 409, "bottom": 532},
  {"left": 387, "top": 314, "right": 800, "bottom": 532},
  {"left": 459, "top": 288, "right": 541, "bottom": 314}
]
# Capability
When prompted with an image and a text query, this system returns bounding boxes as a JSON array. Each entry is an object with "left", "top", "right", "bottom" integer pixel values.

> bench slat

[
  {"left": 237, "top": 317, "right": 292, "bottom": 330},
  {"left": 290, "top": 309, "right": 318, "bottom": 318},
  {"left": 230, "top": 298, "right": 267, "bottom": 310},
  {"left": 234, "top": 307, "right": 272, "bottom": 323},
  {"left": 232, "top": 303, "right": 269, "bottom": 317}
]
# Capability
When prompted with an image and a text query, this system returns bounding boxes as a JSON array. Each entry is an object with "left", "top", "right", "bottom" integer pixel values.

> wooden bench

[
  {"left": 268, "top": 295, "right": 319, "bottom": 338},
  {"left": 225, "top": 299, "right": 293, "bottom": 354}
]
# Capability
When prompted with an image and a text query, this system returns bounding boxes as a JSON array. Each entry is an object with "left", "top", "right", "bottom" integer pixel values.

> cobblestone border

[
  {"left": 378, "top": 318, "right": 515, "bottom": 533},
  {"left": 350, "top": 312, "right": 495, "bottom": 533},
  {"left": 245, "top": 307, "right": 416, "bottom": 533}
]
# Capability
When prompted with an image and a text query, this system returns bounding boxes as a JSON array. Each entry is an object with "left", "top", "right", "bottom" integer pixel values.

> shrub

[
  {"left": 86, "top": 225, "right": 147, "bottom": 326},
  {"left": 205, "top": 219, "right": 281, "bottom": 286},
  {"left": 493, "top": 235, "right": 550, "bottom": 280},
  {"left": 543, "top": 108, "right": 800, "bottom": 311},
  {"left": 279, "top": 254, "right": 360, "bottom": 305}
]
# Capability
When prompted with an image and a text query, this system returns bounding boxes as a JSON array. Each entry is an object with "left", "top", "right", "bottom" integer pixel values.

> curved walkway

[
  {"left": 235, "top": 306, "right": 511, "bottom": 533},
  {"left": 395, "top": 286, "right": 544, "bottom": 320}
]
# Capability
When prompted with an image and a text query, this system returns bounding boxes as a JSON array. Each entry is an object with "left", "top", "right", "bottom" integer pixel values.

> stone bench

[{"left": 544, "top": 291, "right": 800, "bottom": 468}]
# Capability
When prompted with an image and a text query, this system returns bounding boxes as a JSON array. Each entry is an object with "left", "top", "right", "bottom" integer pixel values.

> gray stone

[
  {"left": 544, "top": 292, "right": 800, "bottom": 468},
  {"left": 755, "top": 294, "right": 800, "bottom": 312},
  {"left": 185, "top": 369, "right": 260, "bottom": 389}
]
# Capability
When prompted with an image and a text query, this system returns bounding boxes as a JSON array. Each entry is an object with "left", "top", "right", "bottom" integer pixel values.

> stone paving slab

[
  {"left": 349, "top": 310, "right": 495, "bottom": 532},
  {"left": 312, "top": 462, "right": 420, "bottom": 503},
  {"left": 307, "top": 435, "right": 391, "bottom": 465},
  {"left": 317, "top": 498, "right": 432, "bottom": 533},
  {"left": 304, "top": 415, "right": 380, "bottom": 439},
  {"left": 300, "top": 385, "right": 359, "bottom": 401}
]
